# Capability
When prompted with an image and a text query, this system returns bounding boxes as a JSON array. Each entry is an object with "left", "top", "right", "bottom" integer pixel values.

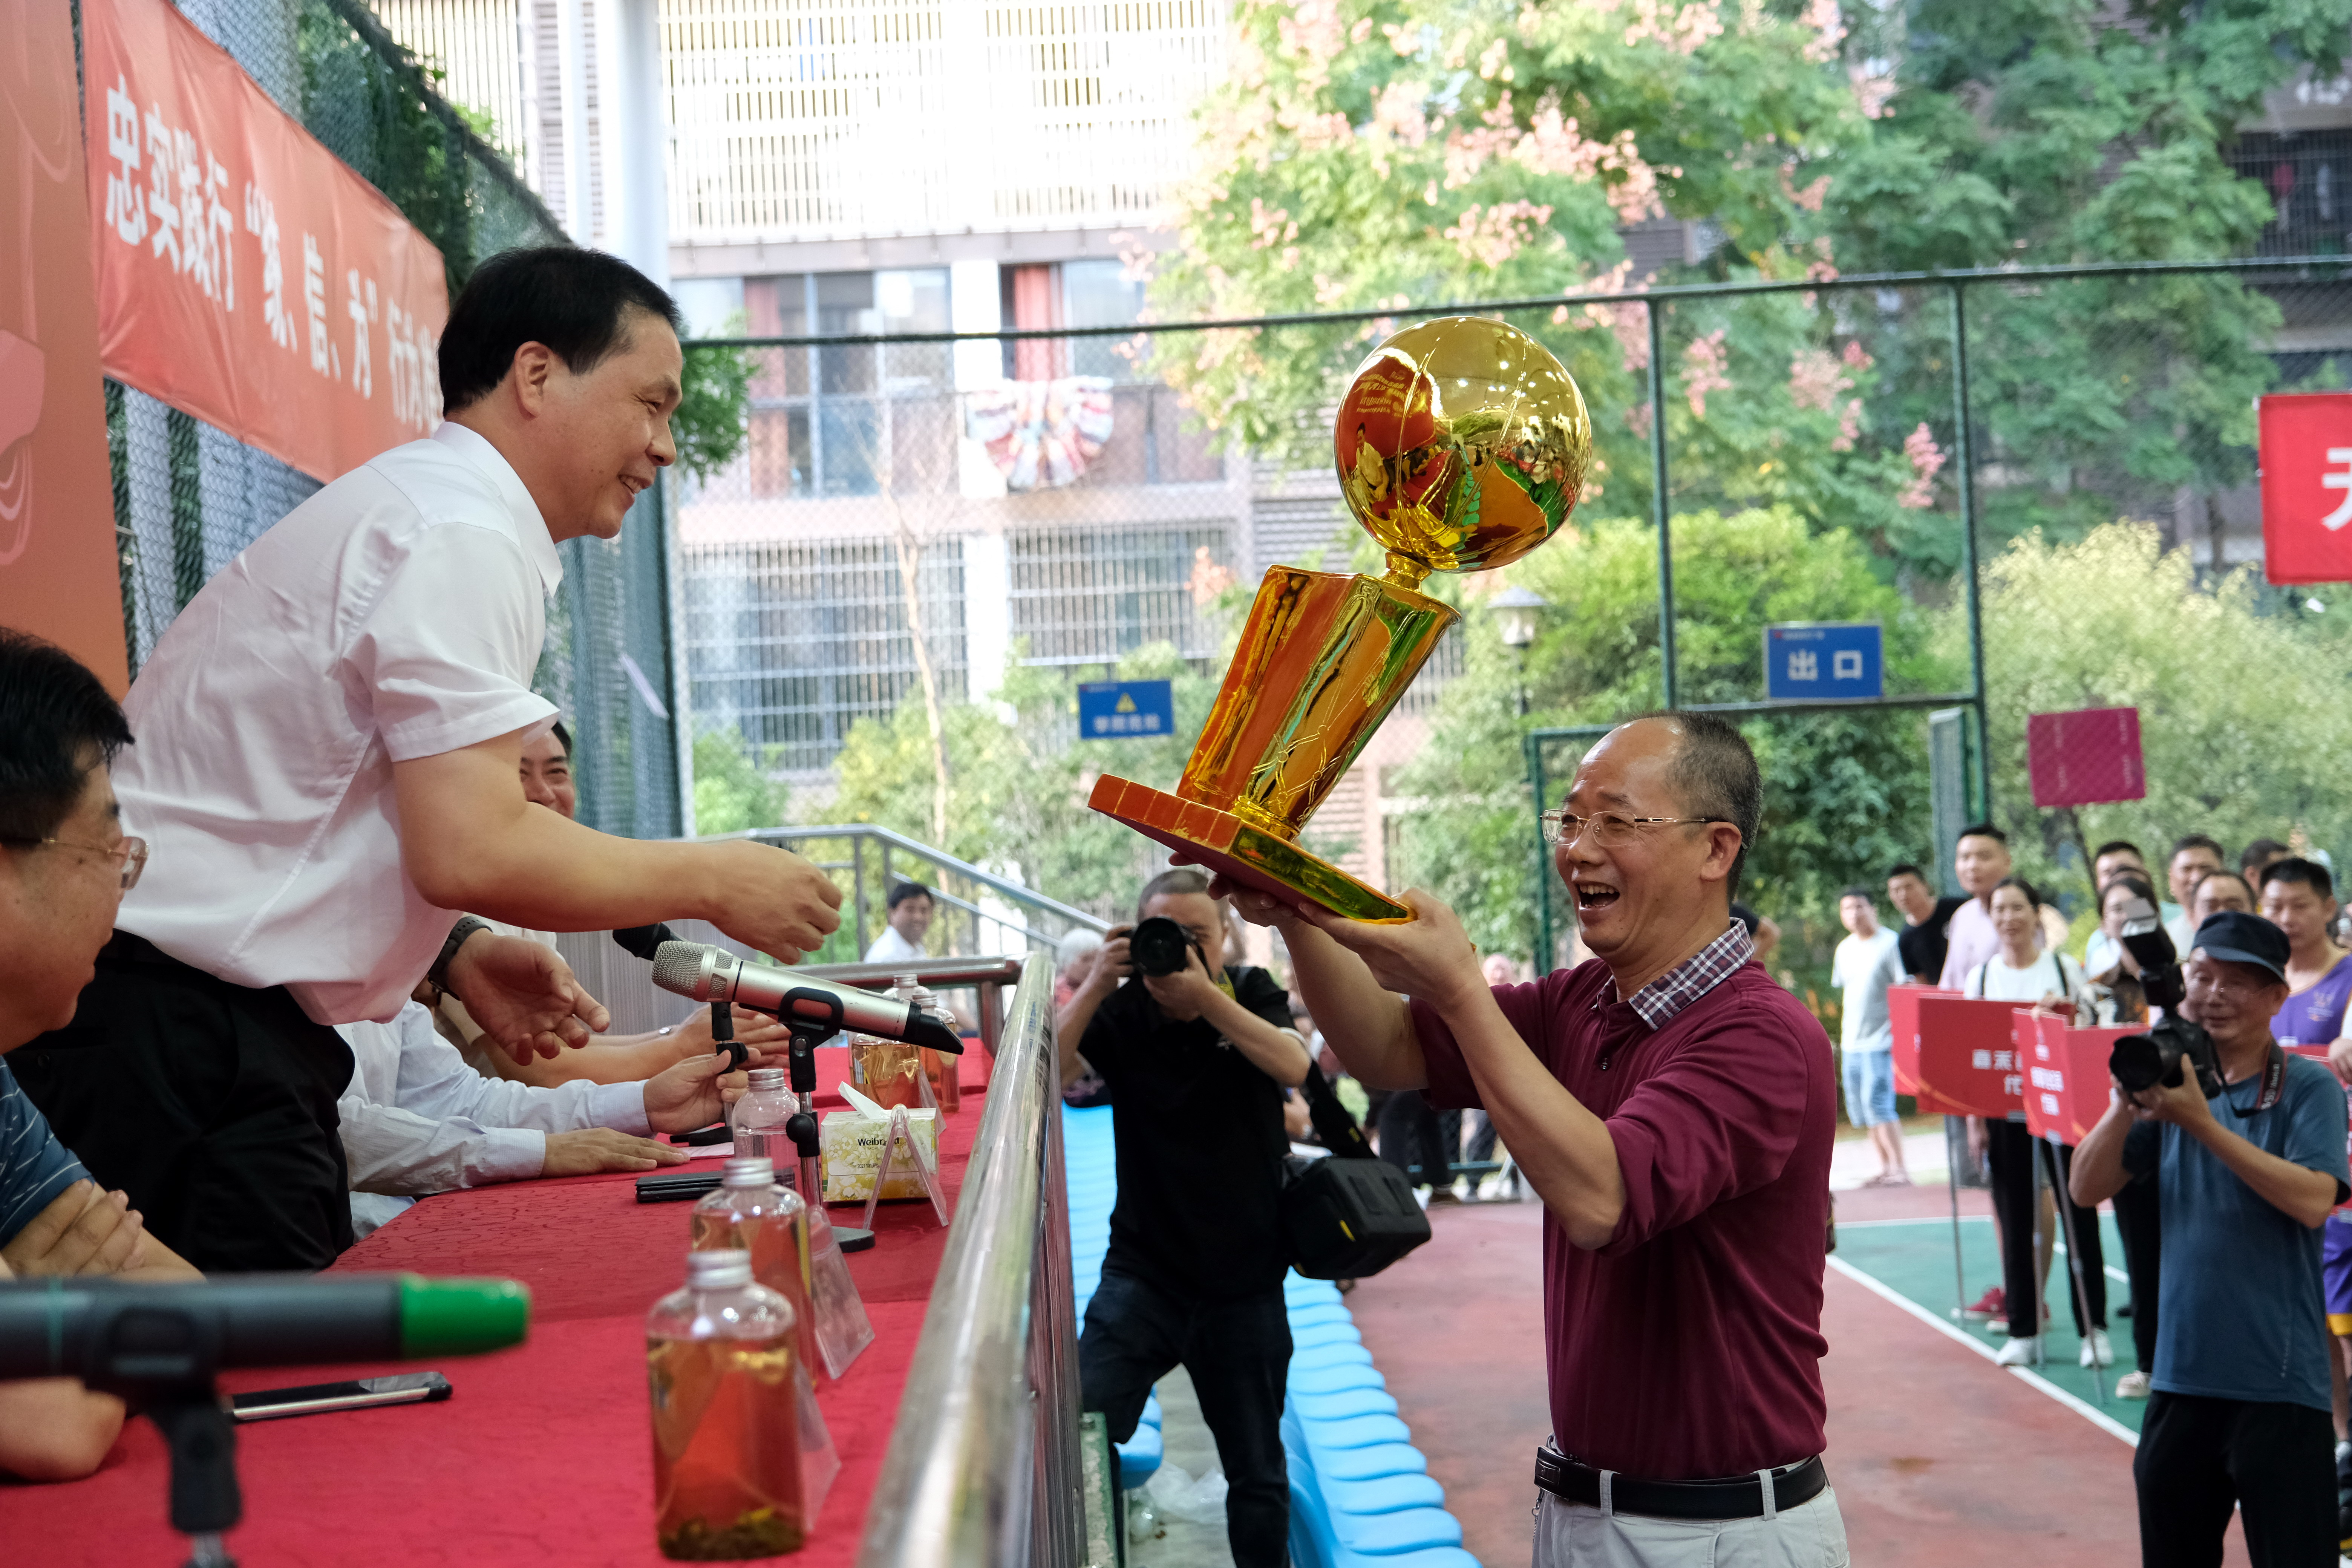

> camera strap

[
  {"left": 1296, "top": 1061, "right": 1374, "bottom": 1158},
  {"left": 2244, "top": 1042, "right": 2289, "bottom": 1113}
]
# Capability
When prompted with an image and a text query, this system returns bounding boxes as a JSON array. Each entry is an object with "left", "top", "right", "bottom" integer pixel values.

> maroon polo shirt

[{"left": 1409, "top": 953, "right": 1834, "bottom": 1480}]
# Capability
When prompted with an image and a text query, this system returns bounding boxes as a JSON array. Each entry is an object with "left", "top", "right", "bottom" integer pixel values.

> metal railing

[
  {"left": 856, "top": 956, "right": 1086, "bottom": 1568},
  {"left": 707, "top": 824, "right": 1113, "bottom": 959}
]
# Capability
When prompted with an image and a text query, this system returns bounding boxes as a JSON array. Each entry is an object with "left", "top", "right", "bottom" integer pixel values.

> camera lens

[{"left": 1129, "top": 917, "right": 1191, "bottom": 977}]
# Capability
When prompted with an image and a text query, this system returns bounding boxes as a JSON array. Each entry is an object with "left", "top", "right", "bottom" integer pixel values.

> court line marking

[
  {"left": 1826, "top": 1254, "right": 2141, "bottom": 1447},
  {"left": 1837, "top": 1214, "right": 2135, "bottom": 1284}
]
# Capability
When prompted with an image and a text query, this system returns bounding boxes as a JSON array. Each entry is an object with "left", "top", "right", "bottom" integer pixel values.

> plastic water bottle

[
  {"left": 850, "top": 975, "right": 928, "bottom": 1111},
  {"left": 691, "top": 1156, "right": 817, "bottom": 1380},
  {"left": 730, "top": 1068, "right": 799, "bottom": 1181},
  {"left": 645, "top": 1248, "right": 803, "bottom": 1560}
]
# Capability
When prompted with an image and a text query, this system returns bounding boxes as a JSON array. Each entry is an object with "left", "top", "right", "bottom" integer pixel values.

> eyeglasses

[
  {"left": 2, "top": 834, "right": 148, "bottom": 891},
  {"left": 1539, "top": 810, "right": 1732, "bottom": 848}
]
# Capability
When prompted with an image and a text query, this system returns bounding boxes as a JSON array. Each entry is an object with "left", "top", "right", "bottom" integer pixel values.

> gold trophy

[{"left": 1089, "top": 316, "right": 1591, "bottom": 920}]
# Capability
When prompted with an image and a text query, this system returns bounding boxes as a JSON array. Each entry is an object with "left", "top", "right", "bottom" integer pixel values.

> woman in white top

[{"left": 1963, "top": 876, "right": 2111, "bottom": 1368}]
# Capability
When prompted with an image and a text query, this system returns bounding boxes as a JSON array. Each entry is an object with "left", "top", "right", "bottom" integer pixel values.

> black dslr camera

[
  {"left": 1127, "top": 916, "right": 1205, "bottom": 977},
  {"left": 2107, "top": 897, "right": 2225, "bottom": 1101}
]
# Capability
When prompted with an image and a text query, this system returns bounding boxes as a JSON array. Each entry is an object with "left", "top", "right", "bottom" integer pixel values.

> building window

[
  {"left": 743, "top": 269, "right": 953, "bottom": 499},
  {"left": 1007, "top": 523, "right": 1230, "bottom": 667}
]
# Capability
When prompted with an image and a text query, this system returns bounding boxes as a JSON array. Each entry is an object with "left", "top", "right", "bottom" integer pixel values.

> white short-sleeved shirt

[{"left": 114, "top": 422, "right": 561, "bottom": 1025}]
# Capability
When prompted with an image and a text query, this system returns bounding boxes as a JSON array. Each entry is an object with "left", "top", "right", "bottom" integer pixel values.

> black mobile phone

[
  {"left": 635, "top": 1169, "right": 724, "bottom": 1203},
  {"left": 230, "top": 1371, "right": 451, "bottom": 1423},
  {"left": 668, "top": 1122, "right": 732, "bottom": 1147}
]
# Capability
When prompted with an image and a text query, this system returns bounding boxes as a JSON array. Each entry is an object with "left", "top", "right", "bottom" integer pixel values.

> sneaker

[
  {"left": 1994, "top": 1334, "right": 2043, "bottom": 1367},
  {"left": 2115, "top": 1370, "right": 2151, "bottom": 1399},
  {"left": 2081, "top": 1329, "right": 2115, "bottom": 1368},
  {"left": 1959, "top": 1286, "right": 2006, "bottom": 1322}
]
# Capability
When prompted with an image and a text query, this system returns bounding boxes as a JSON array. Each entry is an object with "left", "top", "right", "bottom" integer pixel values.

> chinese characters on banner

[
  {"left": 2261, "top": 392, "right": 2352, "bottom": 585},
  {"left": 81, "top": 0, "right": 449, "bottom": 484}
]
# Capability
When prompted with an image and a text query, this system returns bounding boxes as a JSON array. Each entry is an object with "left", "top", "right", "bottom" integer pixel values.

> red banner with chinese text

[
  {"left": 2261, "top": 392, "right": 2352, "bottom": 585},
  {"left": 0, "top": 0, "right": 129, "bottom": 690},
  {"left": 81, "top": 0, "right": 448, "bottom": 484}
]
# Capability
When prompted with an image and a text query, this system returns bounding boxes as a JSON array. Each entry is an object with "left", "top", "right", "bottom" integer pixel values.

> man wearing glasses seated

[{"left": 1222, "top": 711, "right": 1842, "bottom": 1567}]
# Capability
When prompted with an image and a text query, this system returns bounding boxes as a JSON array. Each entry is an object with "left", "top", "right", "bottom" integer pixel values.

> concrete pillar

[{"left": 596, "top": 0, "right": 670, "bottom": 285}]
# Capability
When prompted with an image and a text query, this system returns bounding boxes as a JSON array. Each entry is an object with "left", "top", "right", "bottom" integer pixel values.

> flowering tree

[{"left": 1142, "top": 0, "right": 2352, "bottom": 573}]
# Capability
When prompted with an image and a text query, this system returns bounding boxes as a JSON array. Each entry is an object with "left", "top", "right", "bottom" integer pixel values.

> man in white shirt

[
  {"left": 9, "top": 248, "right": 842, "bottom": 1271},
  {"left": 339, "top": 998, "right": 740, "bottom": 1236},
  {"left": 1832, "top": 888, "right": 1908, "bottom": 1185},
  {"left": 864, "top": 880, "right": 936, "bottom": 966}
]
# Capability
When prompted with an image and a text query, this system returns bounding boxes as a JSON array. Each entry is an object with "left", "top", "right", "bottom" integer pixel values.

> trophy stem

[{"left": 1176, "top": 567, "right": 1456, "bottom": 841}]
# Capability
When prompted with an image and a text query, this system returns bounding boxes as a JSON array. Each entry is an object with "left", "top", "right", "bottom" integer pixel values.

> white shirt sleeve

[
  {"left": 337, "top": 1094, "right": 547, "bottom": 1196},
  {"left": 388, "top": 1002, "right": 651, "bottom": 1136},
  {"left": 346, "top": 522, "right": 559, "bottom": 762}
]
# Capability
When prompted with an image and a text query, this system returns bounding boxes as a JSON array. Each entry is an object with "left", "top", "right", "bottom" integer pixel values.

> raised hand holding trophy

[{"left": 1089, "top": 316, "right": 1592, "bottom": 921}]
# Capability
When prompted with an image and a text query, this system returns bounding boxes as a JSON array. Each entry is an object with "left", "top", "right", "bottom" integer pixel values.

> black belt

[{"left": 1534, "top": 1447, "right": 1827, "bottom": 1521}]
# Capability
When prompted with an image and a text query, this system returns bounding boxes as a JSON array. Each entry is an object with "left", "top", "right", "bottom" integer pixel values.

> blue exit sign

[
  {"left": 1765, "top": 623, "right": 1883, "bottom": 701},
  {"left": 1077, "top": 680, "right": 1174, "bottom": 739}
]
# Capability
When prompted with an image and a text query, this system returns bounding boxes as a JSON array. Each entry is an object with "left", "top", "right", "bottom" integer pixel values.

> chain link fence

[
  {"left": 676, "top": 259, "right": 2352, "bottom": 991},
  {"left": 86, "top": 0, "right": 679, "bottom": 839}
]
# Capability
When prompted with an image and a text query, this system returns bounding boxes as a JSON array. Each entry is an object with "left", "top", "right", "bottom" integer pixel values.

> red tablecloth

[{"left": 0, "top": 1091, "right": 985, "bottom": 1566}]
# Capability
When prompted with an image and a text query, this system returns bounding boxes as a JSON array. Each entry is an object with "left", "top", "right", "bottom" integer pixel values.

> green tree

[
  {"left": 692, "top": 729, "right": 791, "bottom": 835},
  {"left": 1389, "top": 506, "right": 1954, "bottom": 986},
  {"left": 1960, "top": 522, "right": 2352, "bottom": 909},
  {"left": 828, "top": 643, "right": 1228, "bottom": 920}
]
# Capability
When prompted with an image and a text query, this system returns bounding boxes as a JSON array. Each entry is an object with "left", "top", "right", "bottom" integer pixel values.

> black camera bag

[{"left": 1280, "top": 1063, "right": 1431, "bottom": 1280}]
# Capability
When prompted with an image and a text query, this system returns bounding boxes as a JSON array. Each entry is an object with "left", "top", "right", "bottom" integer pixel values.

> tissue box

[{"left": 819, "top": 1108, "right": 939, "bottom": 1202}]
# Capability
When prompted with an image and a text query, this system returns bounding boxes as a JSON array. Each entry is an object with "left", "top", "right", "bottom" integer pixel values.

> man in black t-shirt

[
  {"left": 1887, "top": 863, "right": 1967, "bottom": 983},
  {"left": 1056, "top": 868, "right": 1309, "bottom": 1568}
]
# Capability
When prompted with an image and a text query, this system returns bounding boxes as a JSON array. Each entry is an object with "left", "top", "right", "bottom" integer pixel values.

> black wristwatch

[{"left": 426, "top": 916, "right": 493, "bottom": 1001}]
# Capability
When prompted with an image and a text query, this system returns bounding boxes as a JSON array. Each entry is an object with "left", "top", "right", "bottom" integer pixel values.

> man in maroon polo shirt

[{"left": 1223, "top": 712, "right": 1841, "bottom": 1566}]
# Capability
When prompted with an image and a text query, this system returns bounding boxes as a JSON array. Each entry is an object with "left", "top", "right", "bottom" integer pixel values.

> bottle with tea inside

[
  {"left": 691, "top": 1156, "right": 816, "bottom": 1381},
  {"left": 646, "top": 1248, "right": 803, "bottom": 1560}
]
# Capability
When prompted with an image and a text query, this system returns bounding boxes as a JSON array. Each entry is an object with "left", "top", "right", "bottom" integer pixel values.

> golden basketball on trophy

[{"left": 1088, "top": 315, "right": 1592, "bottom": 920}]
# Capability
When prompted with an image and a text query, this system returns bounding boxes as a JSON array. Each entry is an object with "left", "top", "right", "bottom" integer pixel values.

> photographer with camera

[
  {"left": 1055, "top": 868, "right": 1309, "bottom": 1568},
  {"left": 2072, "top": 912, "right": 2351, "bottom": 1568}
]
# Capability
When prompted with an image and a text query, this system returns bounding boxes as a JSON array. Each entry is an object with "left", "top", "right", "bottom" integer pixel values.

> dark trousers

[
  {"left": 8, "top": 932, "right": 354, "bottom": 1272},
  {"left": 1986, "top": 1121, "right": 2105, "bottom": 1338},
  {"left": 1375, "top": 1089, "right": 1449, "bottom": 1189},
  {"left": 2043, "top": 1139, "right": 2107, "bottom": 1335},
  {"left": 1080, "top": 1265, "right": 1292, "bottom": 1568},
  {"left": 2113, "top": 1171, "right": 2162, "bottom": 1374},
  {"left": 2135, "top": 1392, "right": 2336, "bottom": 1567}
]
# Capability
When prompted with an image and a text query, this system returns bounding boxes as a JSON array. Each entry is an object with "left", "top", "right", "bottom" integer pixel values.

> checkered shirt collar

[{"left": 1609, "top": 920, "right": 1756, "bottom": 1031}]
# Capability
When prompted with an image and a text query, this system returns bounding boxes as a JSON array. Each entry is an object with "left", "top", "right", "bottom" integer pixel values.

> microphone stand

[{"left": 775, "top": 989, "right": 874, "bottom": 1253}]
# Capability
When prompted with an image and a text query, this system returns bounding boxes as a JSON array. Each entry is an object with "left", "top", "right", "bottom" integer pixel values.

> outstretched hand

[
  {"left": 446, "top": 931, "right": 612, "bottom": 1063},
  {"left": 1209, "top": 870, "right": 1481, "bottom": 1009}
]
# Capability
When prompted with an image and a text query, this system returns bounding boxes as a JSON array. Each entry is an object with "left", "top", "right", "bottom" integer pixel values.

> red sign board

[
  {"left": 2015, "top": 1010, "right": 2132, "bottom": 1145},
  {"left": 1889, "top": 986, "right": 2026, "bottom": 1118},
  {"left": 2026, "top": 707, "right": 2145, "bottom": 808},
  {"left": 81, "top": 0, "right": 449, "bottom": 484},
  {"left": 0, "top": 0, "right": 130, "bottom": 691},
  {"left": 2261, "top": 392, "right": 2352, "bottom": 585}
]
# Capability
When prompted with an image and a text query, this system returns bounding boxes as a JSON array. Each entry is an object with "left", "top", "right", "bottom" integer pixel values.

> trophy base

[{"left": 1089, "top": 775, "right": 1413, "bottom": 924}]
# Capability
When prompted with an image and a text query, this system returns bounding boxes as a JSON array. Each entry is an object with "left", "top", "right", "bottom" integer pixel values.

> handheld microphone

[
  {"left": 613, "top": 923, "right": 680, "bottom": 961},
  {"left": 0, "top": 1273, "right": 531, "bottom": 1384},
  {"left": 650, "top": 940, "right": 963, "bottom": 1055}
]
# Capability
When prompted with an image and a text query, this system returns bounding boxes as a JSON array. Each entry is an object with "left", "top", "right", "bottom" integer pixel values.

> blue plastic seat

[
  {"left": 1319, "top": 1473, "right": 1444, "bottom": 1515},
  {"left": 1287, "top": 1361, "right": 1386, "bottom": 1396},
  {"left": 1300, "top": 1412, "right": 1412, "bottom": 1450},
  {"left": 1291, "top": 1341, "right": 1375, "bottom": 1371},
  {"left": 1307, "top": 1441, "right": 1429, "bottom": 1483},
  {"left": 1291, "top": 1387, "right": 1398, "bottom": 1423}
]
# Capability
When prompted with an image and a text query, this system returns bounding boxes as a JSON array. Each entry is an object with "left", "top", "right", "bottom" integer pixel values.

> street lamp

[{"left": 1488, "top": 585, "right": 1548, "bottom": 716}]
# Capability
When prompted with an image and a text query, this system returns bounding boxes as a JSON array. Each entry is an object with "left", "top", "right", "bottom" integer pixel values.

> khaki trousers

[{"left": 1532, "top": 1484, "right": 1850, "bottom": 1567}]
